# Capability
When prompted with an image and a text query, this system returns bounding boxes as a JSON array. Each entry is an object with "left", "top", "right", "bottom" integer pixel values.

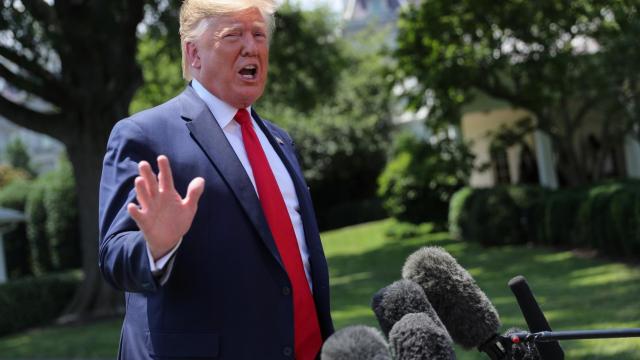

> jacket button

[
  {"left": 283, "top": 346, "right": 293, "bottom": 357},
  {"left": 282, "top": 286, "right": 291, "bottom": 296}
]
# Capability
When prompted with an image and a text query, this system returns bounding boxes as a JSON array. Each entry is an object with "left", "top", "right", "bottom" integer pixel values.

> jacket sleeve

[{"left": 98, "top": 119, "right": 162, "bottom": 293}]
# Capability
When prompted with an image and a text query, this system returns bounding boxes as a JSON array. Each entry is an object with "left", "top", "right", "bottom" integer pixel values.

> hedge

[
  {"left": 0, "top": 271, "right": 82, "bottom": 337},
  {"left": 0, "top": 157, "right": 80, "bottom": 278},
  {"left": 449, "top": 181, "right": 640, "bottom": 258},
  {"left": 448, "top": 185, "right": 547, "bottom": 246},
  {"left": 0, "top": 180, "right": 33, "bottom": 278},
  {"left": 378, "top": 133, "right": 474, "bottom": 224}
]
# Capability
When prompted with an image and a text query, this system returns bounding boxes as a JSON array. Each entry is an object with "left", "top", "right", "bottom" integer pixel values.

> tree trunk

[
  {"left": 554, "top": 138, "right": 589, "bottom": 187},
  {"left": 58, "top": 111, "right": 129, "bottom": 322},
  {"left": 0, "top": 0, "right": 147, "bottom": 322}
]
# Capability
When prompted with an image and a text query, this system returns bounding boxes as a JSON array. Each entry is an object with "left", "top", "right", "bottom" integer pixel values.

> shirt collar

[{"left": 191, "top": 78, "right": 252, "bottom": 128}]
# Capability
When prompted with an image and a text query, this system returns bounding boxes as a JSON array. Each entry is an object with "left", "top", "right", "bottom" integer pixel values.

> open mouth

[{"left": 238, "top": 65, "right": 258, "bottom": 80}]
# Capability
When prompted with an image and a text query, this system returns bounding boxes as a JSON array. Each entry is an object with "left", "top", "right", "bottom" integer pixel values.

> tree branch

[
  {"left": 0, "top": 94, "right": 63, "bottom": 138},
  {"left": 21, "top": 0, "right": 57, "bottom": 28},
  {"left": 572, "top": 96, "right": 601, "bottom": 129},
  {"left": 0, "top": 61, "right": 63, "bottom": 106},
  {"left": 0, "top": 45, "right": 61, "bottom": 91},
  {"left": 477, "top": 74, "right": 532, "bottom": 111}
]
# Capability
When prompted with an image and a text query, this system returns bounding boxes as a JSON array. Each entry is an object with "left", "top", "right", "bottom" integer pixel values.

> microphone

[
  {"left": 321, "top": 325, "right": 392, "bottom": 360},
  {"left": 371, "top": 279, "right": 444, "bottom": 337},
  {"left": 388, "top": 312, "right": 457, "bottom": 360},
  {"left": 502, "top": 327, "right": 541, "bottom": 360},
  {"left": 401, "top": 246, "right": 501, "bottom": 351},
  {"left": 508, "top": 276, "right": 564, "bottom": 360}
]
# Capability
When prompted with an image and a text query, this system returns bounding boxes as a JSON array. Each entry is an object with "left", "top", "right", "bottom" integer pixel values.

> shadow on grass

[{"left": 0, "top": 317, "right": 122, "bottom": 359}]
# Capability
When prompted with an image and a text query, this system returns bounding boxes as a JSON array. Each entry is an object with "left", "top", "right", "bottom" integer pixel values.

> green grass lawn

[{"left": 1, "top": 219, "right": 640, "bottom": 359}]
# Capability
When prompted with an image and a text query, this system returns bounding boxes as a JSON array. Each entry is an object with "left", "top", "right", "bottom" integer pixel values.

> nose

[{"left": 241, "top": 33, "right": 258, "bottom": 57}]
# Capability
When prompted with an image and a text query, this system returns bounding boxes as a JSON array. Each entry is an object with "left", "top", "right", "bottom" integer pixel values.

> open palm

[{"left": 127, "top": 155, "right": 205, "bottom": 260}]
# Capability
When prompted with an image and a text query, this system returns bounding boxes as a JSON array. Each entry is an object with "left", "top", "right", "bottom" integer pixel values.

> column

[{"left": 534, "top": 130, "right": 559, "bottom": 189}]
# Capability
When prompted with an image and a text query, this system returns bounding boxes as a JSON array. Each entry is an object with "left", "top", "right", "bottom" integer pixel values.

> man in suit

[{"left": 98, "top": 1, "right": 334, "bottom": 358}]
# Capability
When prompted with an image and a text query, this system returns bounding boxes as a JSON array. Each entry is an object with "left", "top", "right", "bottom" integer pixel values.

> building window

[{"left": 491, "top": 149, "right": 511, "bottom": 184}]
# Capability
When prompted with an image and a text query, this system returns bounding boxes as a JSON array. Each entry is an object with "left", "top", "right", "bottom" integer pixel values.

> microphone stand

[
  {"left": 508, "top": 328, "right": 640, "bottom": 343},
  {"left": 479, "top": 328, "right": 640, "bottom": 360}
]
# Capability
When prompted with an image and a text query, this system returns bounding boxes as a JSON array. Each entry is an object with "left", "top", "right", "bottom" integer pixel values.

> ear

[{"left": 185, "top": 41, "right": 201, "bottom": 69}]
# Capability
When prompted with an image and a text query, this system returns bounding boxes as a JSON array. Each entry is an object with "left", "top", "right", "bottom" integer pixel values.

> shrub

[
  {"left": 450, "top": 181, "right": 640, "bottom": 259},
  {"left": 0, "top": 271, "right": 81, "bottom": 337},
  {"left": 538, "top": 189, "right": 585, "bottom": 246},
  {"left": 0, "top": 165, "right": 30, "bottom": 188},
  {"left": 258, "top": 22, "right": 392, "bottom": 230},
  {"left": 43, "top": 159, "right": 80, "bottom": 270},
  {"left": 0, "top": 180, "right": 33, "bottom": 278},
  {"left": 449, "top": 186, "right": 547, "bottom": 246},
  {"left": 4, "top": 137, "right": 35, "bottom": 176},
  {"left": 608, "top": 188, "right": 640, "bottom": 255},
  {"left": 272, "top": 106, "right": 391, "bottom": 230},
  {"left": 448, "top": 187, "right": 474, "bottom": 240},
  {"left": 571, "top": 182, "right": 640, "bottom": 257},
  {"left": 506, "top": 186, "right": 549, "bottom": 244},
  {"left": 24, "top": 159, "right": 81, "bottom": 274},
  {"left": 322, "top": 198, "right": 387, "bottom": 231},
  {"left": 25, "top": 178, "right": 52, "bottom": 275},
  {"left": 378, "top": 133, "right": 474, "bottom": 224}
]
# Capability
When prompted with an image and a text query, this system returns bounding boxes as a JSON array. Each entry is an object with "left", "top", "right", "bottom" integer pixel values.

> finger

[
  {"left": 134, "top": 176, "right": 151, "bottom": 209},
  {"left": 127, "top": 203, "right": 145, "bottom": 225},
  {"left": 183, "top": 177, "right": 205, "bottom": 210},
  {"left": 139, "top": 161, "right": 159, "bottom": 196},
  {"left": 157, "top": 155, "right": 175, "bottom": 193}
]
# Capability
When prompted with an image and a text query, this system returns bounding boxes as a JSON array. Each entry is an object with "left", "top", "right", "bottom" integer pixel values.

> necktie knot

[{"left": 235, "top": 109, "right": 252, "bottom": 127}]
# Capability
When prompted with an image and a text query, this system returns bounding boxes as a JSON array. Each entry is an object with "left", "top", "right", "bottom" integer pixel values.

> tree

[
  {"left": 129, "top": 35, "right": 184, "bottom": 115},
  {"left": 130, "top": 3, "right": 348, "bottom": 115},
  {"left": 395, "top": 0, "right": 640, "bottom": 186},
  {"left": 0, "top": 1, "right": 356, "bottom": 319},
  {"left": 378, "top": 132, "right": 474, "bottom": 224},
  {"left": 258, "top": 3, "right": 346, "bottom": 113},
  {"left": 0, "top": 0, "right": 166, "bottom": 320},
  {"left": 263, "top": 26, "right": 394, "bottom": 229},
  {"left": 5, "top": 137, "right": 34, "bottom": 176}
]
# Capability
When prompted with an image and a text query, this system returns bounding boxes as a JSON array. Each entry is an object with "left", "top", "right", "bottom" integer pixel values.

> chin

[{"left": 235, "top": 89, "right": 264, "bottom": 108}]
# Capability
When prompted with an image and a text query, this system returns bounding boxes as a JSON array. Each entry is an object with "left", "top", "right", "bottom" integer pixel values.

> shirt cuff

[{"left": 147, "top": 238, "right": 183, "bottom": 275}]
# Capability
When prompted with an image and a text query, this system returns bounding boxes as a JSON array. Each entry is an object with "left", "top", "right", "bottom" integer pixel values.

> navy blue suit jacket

[{"left": 98, "top": 86, "right": 334, "bottom": 359}]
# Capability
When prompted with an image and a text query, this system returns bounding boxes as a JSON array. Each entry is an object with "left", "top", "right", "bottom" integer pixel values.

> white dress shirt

[{"left": 146, "top": 79, "right": 312, "bottom": 287}]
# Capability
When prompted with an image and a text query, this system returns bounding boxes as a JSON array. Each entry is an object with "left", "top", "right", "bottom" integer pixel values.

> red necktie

[{"left": 235, "top": 109, "right": 322, "bottom": 360}]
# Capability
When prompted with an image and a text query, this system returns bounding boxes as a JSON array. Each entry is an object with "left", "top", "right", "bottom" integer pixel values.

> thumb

[{"left": 183, "top": 177, "right": 205, "bottom": 210}]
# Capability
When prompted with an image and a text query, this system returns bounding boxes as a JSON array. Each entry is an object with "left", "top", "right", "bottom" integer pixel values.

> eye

[{"left": 223, "top": 32, "right": 241, "bottom": 39}]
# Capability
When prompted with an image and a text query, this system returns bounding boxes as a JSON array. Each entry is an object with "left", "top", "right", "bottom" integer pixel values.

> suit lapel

[{"left": 179, "top": 87, "right": 284, "bottom": 269}]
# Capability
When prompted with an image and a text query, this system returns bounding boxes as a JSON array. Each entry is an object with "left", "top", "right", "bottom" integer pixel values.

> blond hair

[{"left": 179, "top": 0, "right": 278, "bottom": 80}]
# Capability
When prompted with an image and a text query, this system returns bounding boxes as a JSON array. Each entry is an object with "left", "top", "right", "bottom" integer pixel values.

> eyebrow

[{"left": 222, "top": 21, "right": 267, "bottom": 30}]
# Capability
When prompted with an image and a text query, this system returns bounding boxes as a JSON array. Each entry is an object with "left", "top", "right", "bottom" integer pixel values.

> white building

[{"left": 340, "top": 0, "right": 640, "bottom": 189}]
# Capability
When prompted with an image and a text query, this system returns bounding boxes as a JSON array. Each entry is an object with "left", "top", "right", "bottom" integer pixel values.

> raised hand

[{"left": 127, "top": 155, "right": 205, "bottom": 260}]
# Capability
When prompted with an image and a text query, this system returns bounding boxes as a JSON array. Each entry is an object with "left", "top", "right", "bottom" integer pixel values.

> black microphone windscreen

[
  {"left": 508, "top": 275, "right": 564, "bottom": 360},
  {"left": 389, "top": 312, "right": 457, "bottom": 360},
  {"left": 321, "top": 325, "right": 392, "bottom": 360},
  {"left": 402, "top": 246, "right": 501, "bottom": 349},
  {"left": 502, "top": 327, "right": 541, "bottom": 360},
  {"left": 371, "top": 279, "right": 444, "bottom": 337}
]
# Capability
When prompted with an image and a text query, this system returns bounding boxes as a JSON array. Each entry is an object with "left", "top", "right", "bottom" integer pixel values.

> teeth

[{"left": 239, "top": 65, "right": 257, "bottom": 79}]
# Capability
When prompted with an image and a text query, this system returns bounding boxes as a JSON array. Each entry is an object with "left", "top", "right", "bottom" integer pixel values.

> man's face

[{"left": 190, "top": 8, "right": 269, "bottom": 109}]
